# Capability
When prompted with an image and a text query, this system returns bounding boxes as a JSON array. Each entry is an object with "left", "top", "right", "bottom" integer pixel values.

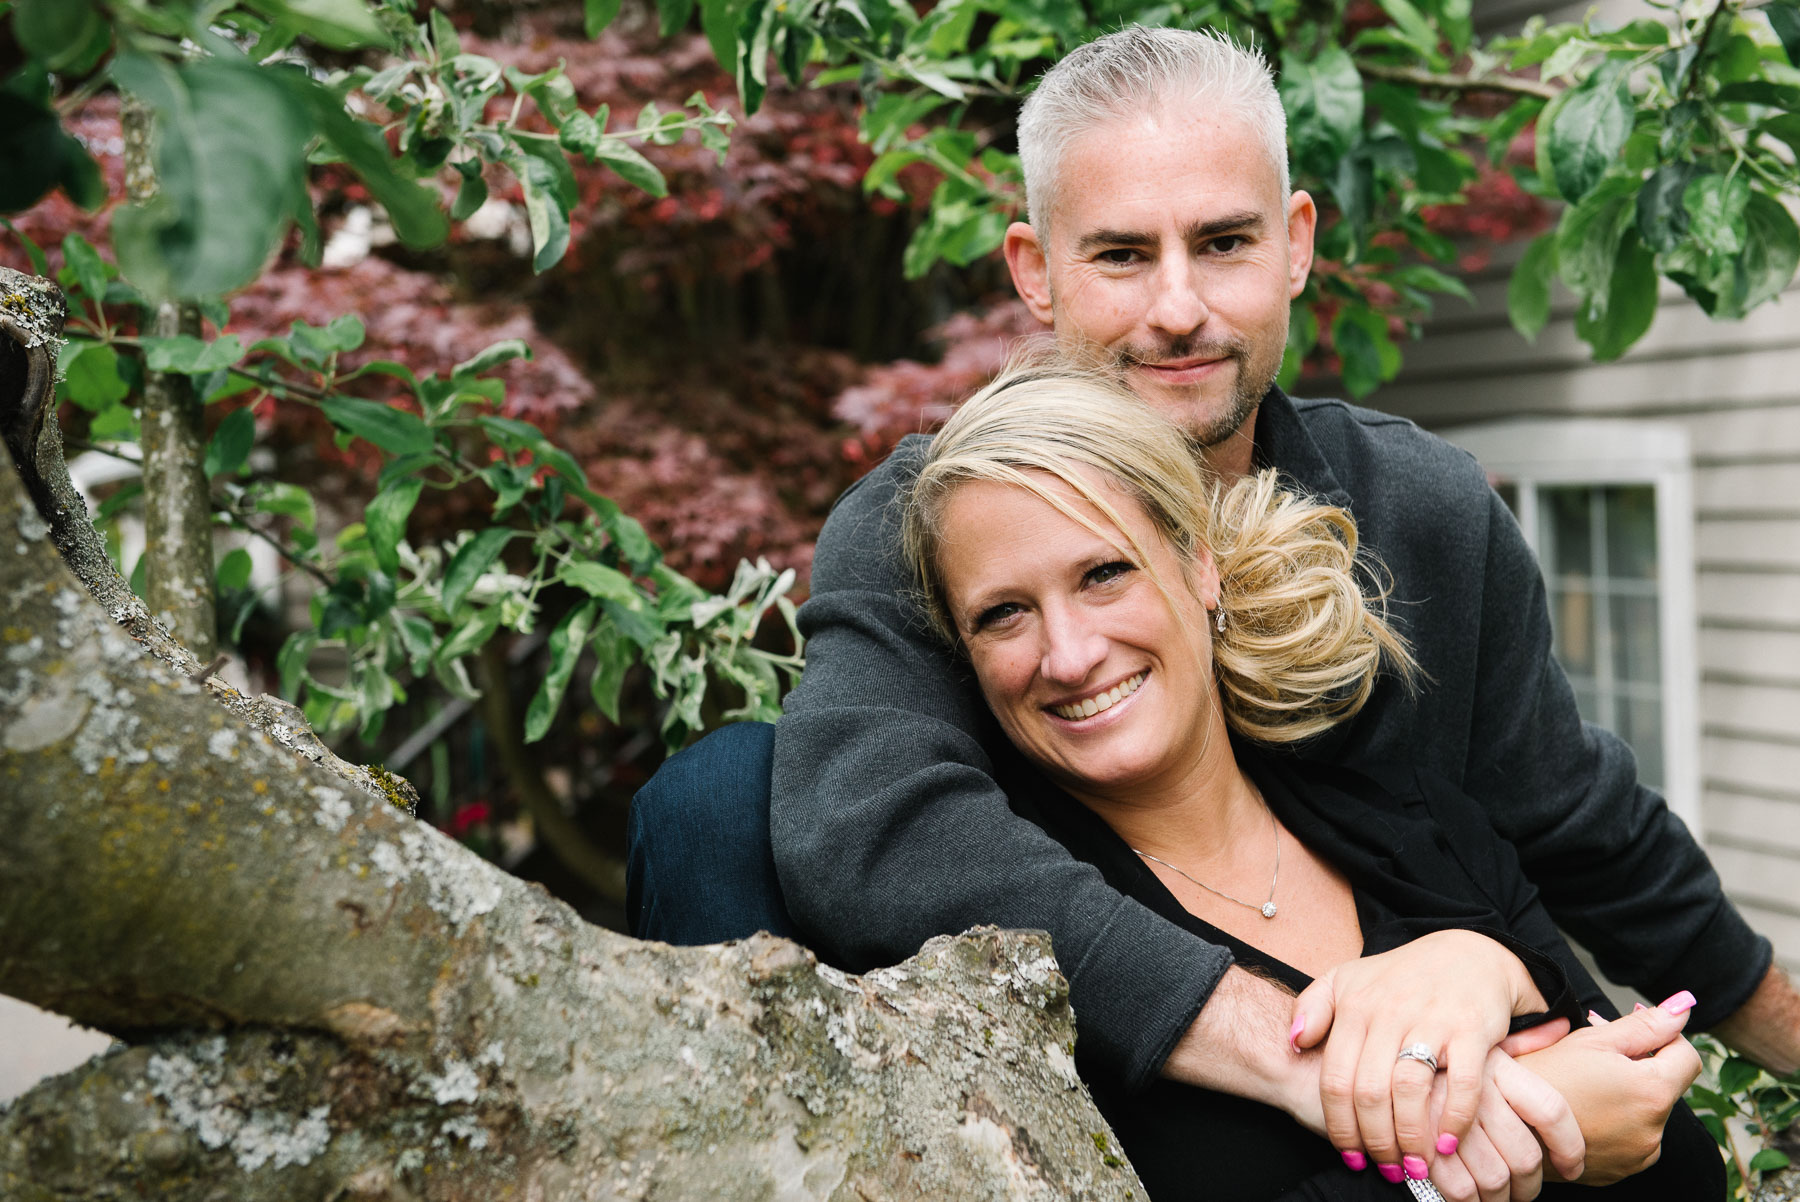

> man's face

[{"left": 1005, "top": 106, "right": 1316, "bottom": 449}]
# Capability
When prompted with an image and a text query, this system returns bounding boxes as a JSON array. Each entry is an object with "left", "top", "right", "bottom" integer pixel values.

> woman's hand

[
  {"left": 1511, "top": 994, "right": 1703, "bottom": 1184},
  {"left": 1290, "top": 930, "right": 1549, "bottom": 1181},
  {"left": 1422, "top": 1040, "right": 1584, "bottom": 1202}
]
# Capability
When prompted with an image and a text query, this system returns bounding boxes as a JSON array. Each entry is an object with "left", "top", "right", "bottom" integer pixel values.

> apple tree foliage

[
  {"left": 4, "top": 0, "right": 1798, "bottom": 757},
  {"left": 3, "top": 0, "right": 794, "bottom": 752}
]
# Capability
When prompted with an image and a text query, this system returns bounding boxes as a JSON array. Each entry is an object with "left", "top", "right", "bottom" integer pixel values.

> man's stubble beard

[{"left": 1082, "top": 330, "right": 1278, "bottom": 448}]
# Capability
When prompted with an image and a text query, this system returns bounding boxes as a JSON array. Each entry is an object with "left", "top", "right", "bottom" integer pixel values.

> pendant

[{"left": 1260, "top": 902, "right": 1278, "bottom": 919}]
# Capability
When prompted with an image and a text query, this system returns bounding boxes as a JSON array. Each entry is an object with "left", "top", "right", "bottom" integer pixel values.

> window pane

[
  {"left": 1619, "top": 697, "right": 1665, "bottom": 791},
  {"left": 1610, "top": 594, "right": 1661, "bottom": 684},
  {"left": 1604, "top": 486, "right": 1658, "bottom": 580},
  {"left": 1551, "top": 583, "right": 1596, "bottom": 675},
  {"left": 1542, "top": 487, "right": 1593, "bottom": 579}
]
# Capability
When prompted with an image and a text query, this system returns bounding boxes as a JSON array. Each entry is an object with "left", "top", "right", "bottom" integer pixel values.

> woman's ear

[{"left": 1187, "top": 544, "right": 1222, "bottom": 608}]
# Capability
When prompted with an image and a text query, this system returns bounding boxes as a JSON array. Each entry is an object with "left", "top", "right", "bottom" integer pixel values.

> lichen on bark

[{"left": 0, "top": 270, "right": 1147, "bottom": 1199}]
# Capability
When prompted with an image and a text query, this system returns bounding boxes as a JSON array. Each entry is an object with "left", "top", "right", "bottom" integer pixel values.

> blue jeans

[{"left": 625, "top": 720, "right": 799, "bottom": 944}]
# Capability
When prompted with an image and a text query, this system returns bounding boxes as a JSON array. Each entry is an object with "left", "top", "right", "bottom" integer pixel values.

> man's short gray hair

[{"left": 1017, "top": 26, "right": 1289, "bottom": 234}]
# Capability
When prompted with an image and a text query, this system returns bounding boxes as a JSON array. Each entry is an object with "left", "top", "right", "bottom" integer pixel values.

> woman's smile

[{"left": 1049, "top": 670, "right": 1147, "bottom": 722}]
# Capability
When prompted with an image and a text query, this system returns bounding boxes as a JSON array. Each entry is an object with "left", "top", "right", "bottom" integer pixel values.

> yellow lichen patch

[
  {"left": 252, "top": 779, "right": 268, "bottom": 795},
  {"left": 2, "top": 626, "right": 31, "bottom": 643},
  {"left": 157, "top": 779, "right": 171, "bottom": 792},
  {"left": 367, "top": 765, "right": 411, "bottom": 811},
  {"left": 186, "top": 802, "right": 203, "bottom": 817}
]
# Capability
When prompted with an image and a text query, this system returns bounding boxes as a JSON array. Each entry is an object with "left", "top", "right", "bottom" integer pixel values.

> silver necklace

[{"left": 1131, "top": 806, "right": 1282, "bottom": 919}]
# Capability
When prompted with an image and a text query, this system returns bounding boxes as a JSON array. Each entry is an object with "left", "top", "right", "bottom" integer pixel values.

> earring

[{"left": 1215, "top": 605, "right": 1226, "bottom": 634}]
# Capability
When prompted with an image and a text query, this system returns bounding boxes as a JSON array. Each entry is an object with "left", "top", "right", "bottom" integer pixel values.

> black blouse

[{"left": 1002, "top": 742, "right": 1726, "bottom": 1201}]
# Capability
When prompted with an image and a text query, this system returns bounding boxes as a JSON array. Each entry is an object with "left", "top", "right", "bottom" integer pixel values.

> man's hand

[
  {"left": 1513, "top": 995, "right": 1703, "bottom": 1186},
  {"left": 1289, "top": 931, "right": 1548, "bottom": 1181},
  {"left": 1713, "top": 963, "right": 1800, "bottom": 1076},
  {"left": 1161, "top": 966, "right": 1328, "bottom": 1128}
]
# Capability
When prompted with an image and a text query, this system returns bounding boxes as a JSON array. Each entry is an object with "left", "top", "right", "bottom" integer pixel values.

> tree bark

[
  {"left": 0, "top": 270, "right": 1145, "bottom": 1200},
  {"left": 122, "top": 98, "right": 219, "bottom": 661}
]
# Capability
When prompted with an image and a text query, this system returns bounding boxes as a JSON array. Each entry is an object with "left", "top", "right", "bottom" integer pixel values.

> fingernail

[
  {"left": 1660, "top": 990, "right": 1697, "bottom": 1015},
  {"left": 1403, "top": 1155, "right": 1429, "bottom": 1180},
  {"left": 1633, "top": 1002, "right": 1647, "bottom": 1012},
  {"left": 1377, "top": 1163, "right": 1403, "bottom": 1184},
  {"left": 1435, "top": 1133, "right": 1458, "bottom": 1156},
  {"left": 1340, "top": 1149, "right": 1367, "bottom": 1171},
  {"left": 1288, "top": 1014, "right": 1305, "bottom": 1051},
  {"left": 1587, "top": 1009, "right": 1606, "bottom": 1024}
]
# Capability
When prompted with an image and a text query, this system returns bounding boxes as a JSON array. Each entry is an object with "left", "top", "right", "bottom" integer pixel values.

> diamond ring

[{"left": 1396, "top": 1042, "right": 1440, "bottom": 1073}]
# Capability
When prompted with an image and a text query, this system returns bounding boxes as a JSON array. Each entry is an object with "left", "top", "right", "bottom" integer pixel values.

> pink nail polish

[
  {"left": 1661, "top": 990, "right": 1697, "bottom": 1015},
  {"left": 1586, "top": 1009, "right": 1605, "bottom": 1025},
  {"left": 1288, "top": 1014, "right": 1306, "bottom": 1050},
  {"left": 1340, "top": 1150, "right": 1367, "bottom": 1171},
  {"left": 1377, "top": 1163, "right": 1403, "bottom": 1184},
  {"left": 1404, "top": 1155, "right": 1429, "bottom": 1180},
  {"left": 1633, "top": 1002, "right": 1647, "bottom": 1013},
  {"left": 1435, "top": 1133, "right": 1458, "bottom": 1156}
]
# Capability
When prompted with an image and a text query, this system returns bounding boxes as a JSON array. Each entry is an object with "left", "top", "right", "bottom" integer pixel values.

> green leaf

[
  {"left": 243, "top": 0, "right": 391, "bottom": 50},
  {"left": 1332, "top": 306, "right": 1400, "bottom": 399},
  {"left": 596, "top": 139, "right": 668, "bottom": 197},
  {"left": 1751, "top": 1149, "right": 1791, "bottom": 1173},
  {"left": 525, "top": 601, "right": 599, "bottom": 742},
  {"left": 143, "top": 334, "right": 246, "bottom": 374},
  {"left": 59, "top": 341, "right": 130, "bottom": 411},
  {"left": 1555, "top": 175, "right": 1638, "bottom": 298},
  {"left": 1738, "top": 191, "right": 1800, "bottom": 313},
  {"left": 1635, "top": 161, "right": 1700, "bottom": 253},
  {"left": 253, "top": 480, "right": 316, "bottom": 530},
  {"left": 511, "top": 136, "right": 576, "bottom": 273},
  {"left": 111, "top": 54, "right": 314, "bottom": 300},
  {"left": 1, "top": 219, "right": 49, "bottom": 275},
  {"left": 0, "top": 90, "right": 105, "bottom": 212},
  {"left": 1372, "top": 0, "right": 1440, "bottom": 58},
  {"left": 437, "top": 606, "right": 501, "bottom": 664},
  {"left": 587, "top": 617, "right": 633, "bottom": 723},
  {"left": 1541, "top": 61, "right": 1631, "bottom": 201},
  {"left": 1720, "top": 1056, "right": 1764, "bottom": 1097},
  {"left": 585, "top": 0, "right": 622, "bottom": 36},
  {"left": 558, "top": 560, "right": 643, "bottom": 606},
  {"left": 216, "top": 546, "right": 254, "bottom": 592},
  {"left": 1769, "top": 3, "right": 1800, "bottom": 67},
  {"left": 14, "top": 0, "right": 104, "bottom": 71},
  {"left": 1507, "top": 232, "right": 1557, "bottom": 342},
  {"left": 1683, "top": 173, "right": 1751, "bottom": 257},
  {"left": 289, "top": 73, "right": 448, "bottom": 250},
  {"left": 364, "top": 476, "right": 422, "bottom": 575},
  {"left": 59, "top": 233, "right": 109, "bottom": 309},
  {"left": 1280, "top": 46, "right": 1365, "bottom": 171},
  {"left": 319, "top": 396, "right": 436, "bottom": 456},
  {"left": 288, "top": 314, "right": 366, "bottom": 364},
  {"left": 442, "top": 527, "right": 520, "bottom": 617},
  {"left": 701, "top": 0, "right": 746, "bottom": 70},
  {"left": 204, "top": 406, "right": 257, "bottom": 478},
  {"left": 454, "top": 339, "right": 533, "bottom": 377},
  {"left": 452, "top": 170, "right": 488, "bottom": 221},
  {"left": 1574, "top": 230, "right": 1656, "bottom": 361},
  {"left": 277, "top": 631, "right": 317, "bottom": 698},
  {"left": 656, "top": 0, "right": 695, "bottom": 37},
  {"left": 607, "top": 513, "right": 660, "bottom": 572}
]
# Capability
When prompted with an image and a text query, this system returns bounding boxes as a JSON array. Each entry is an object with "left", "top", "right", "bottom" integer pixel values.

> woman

[{"left": 898, "top": 364, "right": 1723, "bottom": 1201}]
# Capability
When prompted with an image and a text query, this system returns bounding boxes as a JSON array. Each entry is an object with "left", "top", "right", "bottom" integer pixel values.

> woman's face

[{"left": 936, "top": 469, "right": 1223, "bottom": 804}]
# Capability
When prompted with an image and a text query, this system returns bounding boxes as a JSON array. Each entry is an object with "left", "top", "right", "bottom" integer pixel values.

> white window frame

[{"left": 1437, "top": 419, "right": 1701, "bottom": 830}]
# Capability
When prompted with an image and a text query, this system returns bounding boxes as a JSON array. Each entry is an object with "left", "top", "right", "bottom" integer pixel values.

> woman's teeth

[{"left": 1053, "top": 672, "right": 1145, "bottom": 721}]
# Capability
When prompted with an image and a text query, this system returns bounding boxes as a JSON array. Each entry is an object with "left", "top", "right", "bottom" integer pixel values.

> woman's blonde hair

[{"left": 901, "top": 362, "right": 1416, "bottom": 744}]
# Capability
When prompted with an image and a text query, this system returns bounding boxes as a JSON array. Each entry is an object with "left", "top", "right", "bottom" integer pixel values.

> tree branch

[{"left": 1356, "top": 60, "right": 1561, "bottom": 101}]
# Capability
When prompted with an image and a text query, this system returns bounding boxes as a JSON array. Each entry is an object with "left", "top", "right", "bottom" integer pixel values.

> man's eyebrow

[
  {"left": 1073, "top": 229, "right": 1155, "bottom": 254},
  {"left": 1182, "top": 212, "right": 1265, "bottom": 241},
  {"left": 1072, "top": 212, "right": 1267, "bottom": 255}
]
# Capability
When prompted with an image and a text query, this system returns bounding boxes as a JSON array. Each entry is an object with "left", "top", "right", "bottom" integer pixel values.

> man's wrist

[
  {"left": 1712, "top": 963, "right": 1800, "bottom": 1075},
  {"left": 1160, "top": 966, "right": 1322, "bottom": 1129}
]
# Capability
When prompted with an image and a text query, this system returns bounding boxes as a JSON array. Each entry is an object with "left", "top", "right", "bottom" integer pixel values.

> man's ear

[
  {"left": 1285, "top": 191, "right": 1317, "bottom": 299},
  {"left": 1003, "top": 221, "right": 1055, "bottom": 325}
]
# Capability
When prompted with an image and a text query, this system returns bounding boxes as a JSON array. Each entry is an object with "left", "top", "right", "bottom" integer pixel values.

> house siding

[{"left": 1365, "top": 258, "right": 1800, "bottom": 973}]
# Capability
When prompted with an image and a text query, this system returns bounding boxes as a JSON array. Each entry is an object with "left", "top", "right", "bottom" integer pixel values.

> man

[{"left": 630, "top": 22, "right": 1800, "bottom": 1188}]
